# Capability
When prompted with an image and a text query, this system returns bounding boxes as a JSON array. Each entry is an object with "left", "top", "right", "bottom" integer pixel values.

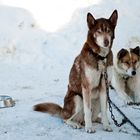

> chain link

[{"left": 104, "top": 70, "right": 140, "bottom": 133}]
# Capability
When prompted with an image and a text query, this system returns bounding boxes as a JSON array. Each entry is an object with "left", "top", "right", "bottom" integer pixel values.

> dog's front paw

[
  {"left": 103, "top": 125, "right": 113, "bottom": 132},
  {"left": 125, "top": 96, "right": 133, "bottom": 105},
  {"left": 134, "top": 96, "right": 140, "bottom": 104},
  {"left": 85, "top": 126, "right": 96, "bottom": 133}
]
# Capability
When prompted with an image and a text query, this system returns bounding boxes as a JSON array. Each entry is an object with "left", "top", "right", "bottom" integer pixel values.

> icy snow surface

[{"left": 0, "top": 0, "right": 140, "bottom": 140}]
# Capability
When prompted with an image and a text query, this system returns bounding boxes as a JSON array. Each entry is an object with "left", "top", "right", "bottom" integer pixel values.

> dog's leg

[
  {"left": 92, "top": 98, "right": 101, "bottom": 123},
  {"left": 83, "top": 88, "right": 96, "bottom": 133},
  {"left": 117, "top": 90, "right": 133, "bottom": 104},
  {"left": 100, "top": 77, "right": 112, "bottom": 132},
  {"left": 134, "top": 97, "right": 140, "bottom": 104},
  {"left": 73, "top": 95, "right": 84, "bottom": 124},
  {"left": 134, "top": 93, "right": 140, "bottom": 103},
  {"left": 65, "top": 95, "right": 83, "bottom": 129},
  {"left": 112, "top": 71, "right": 133, "bottom": 104}
]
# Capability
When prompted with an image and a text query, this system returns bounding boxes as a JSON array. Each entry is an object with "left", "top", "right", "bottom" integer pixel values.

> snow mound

[{"left": 0, "top": 0, "right": 140, "bottom": 140}]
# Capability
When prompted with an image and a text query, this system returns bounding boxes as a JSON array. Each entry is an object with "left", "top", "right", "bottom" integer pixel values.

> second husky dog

[{"left": 112, "top": 46, "right": 140, "bottom": 104}]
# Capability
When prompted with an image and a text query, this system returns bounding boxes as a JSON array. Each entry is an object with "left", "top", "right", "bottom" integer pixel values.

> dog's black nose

[
  {"left": 104, "top": 39, "right": 109, "bottom": 47},
  {"left": 132, "top": 71, "right": 136, "bottom": 76}
]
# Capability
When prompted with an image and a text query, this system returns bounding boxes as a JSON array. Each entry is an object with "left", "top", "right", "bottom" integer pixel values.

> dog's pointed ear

[
  {"left": 87, "top": 12, "right": 95, "bottom": 29},
  {"left": 131, "top": 46, "right": 140, "bottom": 56},
  {"left": 109, "top": 10, "right": 118, "bottom": 27},
  {"left": 117, "top": 48, "right": 127, "bottom": 59}
]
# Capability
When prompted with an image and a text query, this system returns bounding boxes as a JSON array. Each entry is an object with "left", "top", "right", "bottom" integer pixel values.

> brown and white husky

[
  {"left": 34, "top": 10, "right": 118, "bottom": 133},
  {"left": 112, "top": 46, "right": 140, "bottom": 104}
]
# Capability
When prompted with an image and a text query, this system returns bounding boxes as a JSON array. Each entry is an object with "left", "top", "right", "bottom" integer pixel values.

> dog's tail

[{"left": 33, "top": 103, "right": 67, "bottom": 119}]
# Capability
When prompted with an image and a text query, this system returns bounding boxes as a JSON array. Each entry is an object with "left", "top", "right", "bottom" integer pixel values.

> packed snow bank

[
  {"left": 1, "top": 0, "right": 102, "bottom": 32},
  {"left": 0, "top": 0, "right": 140, "bottom": 140}
]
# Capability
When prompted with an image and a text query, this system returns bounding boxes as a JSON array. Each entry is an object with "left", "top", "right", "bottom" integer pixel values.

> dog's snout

[
  {"left": 104, "top": 39, "right": 109, "bottom": 47},
  {"left": 132, "top": 71, "right": 136, "bottom": 76}
]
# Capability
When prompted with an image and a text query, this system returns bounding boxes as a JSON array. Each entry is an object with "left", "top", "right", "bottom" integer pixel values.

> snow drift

[{"left": 0, "top": 0, "right": 140, "bottom": 140}]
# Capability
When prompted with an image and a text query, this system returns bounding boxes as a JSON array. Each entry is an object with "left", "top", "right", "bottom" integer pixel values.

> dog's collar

[
  {"left": 88, "top": 47, "right": 107, "bottom": 60},
  {"left": 97, "top": 54, "right": 106, "bottom": 60}
]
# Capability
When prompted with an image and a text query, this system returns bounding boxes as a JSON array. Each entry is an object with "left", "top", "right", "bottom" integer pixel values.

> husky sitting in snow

[
  {"left": 112, "top": 46, "right": 140, "bottom": 104},
  {"left": 34, "top": 10, "right": 118, "bottom": 133}
]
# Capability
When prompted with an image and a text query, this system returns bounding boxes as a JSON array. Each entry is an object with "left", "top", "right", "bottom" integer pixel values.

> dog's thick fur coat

[
  {"left": 112, "top": 46, "right": 140, "bottom": 104},
  {"left": 34, "top": 10, "right": 118, "bottom": 133}
]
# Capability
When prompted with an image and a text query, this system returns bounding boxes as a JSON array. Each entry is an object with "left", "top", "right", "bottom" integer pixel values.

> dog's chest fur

[
  {"left": 84, "top": 64, "right": 101, "bottom": 88},
  {"left": 68, "top": 43, "right": 113, "bottom": 96},
  {"left": 124, "top": 76, "right": 137, "bottom": 94}
]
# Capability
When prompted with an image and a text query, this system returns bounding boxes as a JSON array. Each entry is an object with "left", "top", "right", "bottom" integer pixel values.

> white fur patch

[
  {"left": 126, "top": 67, "right": 133, "bottom": 76},
  {"left": 96, "top": 35, "right": 111, "bottom": 48},
  {"left": 74, "top": 96, "right": 83, "bottom": 113},
  {"left": 107, "top": 66, "right": 113, "bottom": 83},
  {"left": 82, "top": 88, "right": 95, "bottom": 133},
  {"left": 99, "top": 47, "right": 109, "bottom": 57},
  {"left": 96, "top": 35, "right": 104, "bottom": 48},
  {"left": 94, "top": 33, "right": 111, "bottom": 57},
  {"left": 84, "top": 64, "right": 101, "bottom": 88}
]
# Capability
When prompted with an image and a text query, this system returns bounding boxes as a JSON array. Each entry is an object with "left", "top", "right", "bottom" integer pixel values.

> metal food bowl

[{"left": 0, "top": 95, "right": 15, "bottom": 108}]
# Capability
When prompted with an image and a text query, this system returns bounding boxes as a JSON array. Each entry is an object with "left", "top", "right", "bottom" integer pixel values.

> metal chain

[
  {"left": 104, "top": 70, "right": 140, "bottom": 133},
  {"left": 128, "top": 102, "right": 140, "bottom": 106},
  {"left": 104, "top": 71, "right": 127, "bottom": 127}
]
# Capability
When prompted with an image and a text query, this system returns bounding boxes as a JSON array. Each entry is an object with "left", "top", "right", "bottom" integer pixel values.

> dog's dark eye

[
  {"left": 133, "top": 61, "right": 137, "bottom": 64},
  {"left": 97, "top": 30, "right": 101, "bottom": 34},
  {"left": 125, "top": 62, "right": 130, "bottom": 65},
  {"left": 107, "top": 29, "right": 111, "bottom": 33}
]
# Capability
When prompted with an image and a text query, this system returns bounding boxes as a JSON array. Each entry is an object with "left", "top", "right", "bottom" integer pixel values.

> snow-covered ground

[{"left": 0, "top": 0, "right": 140, "bottom": 140}]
